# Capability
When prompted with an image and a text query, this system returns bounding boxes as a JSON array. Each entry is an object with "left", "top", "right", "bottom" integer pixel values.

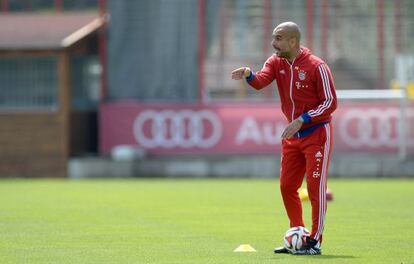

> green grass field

[{"left": 0, "top": 178, "right": 413, "bottom": 264}]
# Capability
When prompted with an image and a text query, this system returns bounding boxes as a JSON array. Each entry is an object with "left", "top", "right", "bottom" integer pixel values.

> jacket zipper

[{"left": 289, "top": 59, "right": 296, "bottom": 121}]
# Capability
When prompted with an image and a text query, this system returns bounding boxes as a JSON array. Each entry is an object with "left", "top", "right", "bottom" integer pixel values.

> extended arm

[{"left": 231, "top": 55, "right": 276, "bottom": 90}]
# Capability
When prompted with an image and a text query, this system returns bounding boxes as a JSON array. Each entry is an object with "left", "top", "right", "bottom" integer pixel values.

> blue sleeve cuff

[
  {"left": 246, "top": 71, "right": 255, "bottom": 82},
  {"left": 301, "top": 113, "right": 311, "bottom": 124}
]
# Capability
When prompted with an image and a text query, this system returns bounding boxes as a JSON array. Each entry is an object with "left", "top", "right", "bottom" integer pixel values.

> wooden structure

[{"left": 0, "top": 12, "right": 106, "bottom": 177}]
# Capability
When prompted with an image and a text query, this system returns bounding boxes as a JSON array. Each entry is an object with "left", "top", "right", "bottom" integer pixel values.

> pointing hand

[{"left": 231, "top": 67, "right": 251, "bottom": 80}]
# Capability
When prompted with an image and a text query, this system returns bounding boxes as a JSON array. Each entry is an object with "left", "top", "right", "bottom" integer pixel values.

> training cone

[
  {"left": 234, "top": 244, "right": 257, "bottom": 252},
  {"left": 326, "top": 188, "right": 333, "bottom": 201}
]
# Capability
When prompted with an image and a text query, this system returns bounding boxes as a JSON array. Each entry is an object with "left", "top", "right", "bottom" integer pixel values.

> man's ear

[{"left": 289, "top": 37, "right": 296, "bottom": 48}]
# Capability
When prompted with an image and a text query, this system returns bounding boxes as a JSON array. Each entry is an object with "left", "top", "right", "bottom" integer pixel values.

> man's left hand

[{"left": 281, "top": 117, "right": 304, "bottom": 139}]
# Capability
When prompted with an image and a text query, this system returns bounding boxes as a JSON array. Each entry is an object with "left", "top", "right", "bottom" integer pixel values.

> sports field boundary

[{"left": 69, "top": 153, "right": 414, "bottom": 178}]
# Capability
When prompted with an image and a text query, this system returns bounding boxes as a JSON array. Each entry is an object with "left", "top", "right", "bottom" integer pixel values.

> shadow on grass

[
  {"left": 272, "top": 254, "right": 357, "bottom": 260},
  {"left": 297, "top": 254, "right": 356, "bottom": 259}
]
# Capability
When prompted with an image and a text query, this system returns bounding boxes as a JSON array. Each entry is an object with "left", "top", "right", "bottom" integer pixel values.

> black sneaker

[
  {"left": 293, "top": 237, "right": 321, "bottom": 255},
  {"left": 273, "top": 246, "right": 290, "bottom": 254}
]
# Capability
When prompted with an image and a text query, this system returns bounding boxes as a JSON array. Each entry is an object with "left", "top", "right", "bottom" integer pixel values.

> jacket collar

[
  {"left": 295, "top": 46, "right": 311, "bottom": 62},
  {"left": 281, "top": 46, "right": 309, "bottom": 65}
]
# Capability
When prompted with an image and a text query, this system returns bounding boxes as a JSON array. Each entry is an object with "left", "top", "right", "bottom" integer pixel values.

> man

[{"left": 231, "top": 21, "right": 337, "bottom": 255}]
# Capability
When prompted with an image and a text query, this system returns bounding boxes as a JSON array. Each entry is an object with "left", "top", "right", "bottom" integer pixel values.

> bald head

[
  {"left": 271, "top": 21, "right": 301, "bottom": 62},
  {"left": 274, "top": 21, "right": 301, "bottom": 42}
]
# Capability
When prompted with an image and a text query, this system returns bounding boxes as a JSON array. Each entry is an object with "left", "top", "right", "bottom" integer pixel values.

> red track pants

[{"left": 280, "top": 123, "right": 333, "bottom": 243}]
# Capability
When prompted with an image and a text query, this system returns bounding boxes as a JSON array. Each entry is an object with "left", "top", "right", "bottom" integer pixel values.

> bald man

[{"left": 232, "top": 22, "right": 337, "bottom": 255}]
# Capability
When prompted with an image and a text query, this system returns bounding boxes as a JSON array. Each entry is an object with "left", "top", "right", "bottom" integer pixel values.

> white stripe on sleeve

[{"left": 308, "top": 64, "right": 333, "bottom": 117}]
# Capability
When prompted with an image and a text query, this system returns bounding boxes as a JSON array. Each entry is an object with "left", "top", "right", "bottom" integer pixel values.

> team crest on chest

[{"left": 298, "top": 70, "right": 306, "bottom": 80}]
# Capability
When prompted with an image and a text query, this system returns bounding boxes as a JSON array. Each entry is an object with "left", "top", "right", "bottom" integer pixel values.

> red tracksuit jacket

[{"left": 247, "top": 47, "right": 337, "bottom": 131}]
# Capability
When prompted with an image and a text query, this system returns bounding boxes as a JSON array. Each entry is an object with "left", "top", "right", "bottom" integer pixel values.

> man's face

[{"left": 271, "top": 28, "right": 295, "bottom": 58}]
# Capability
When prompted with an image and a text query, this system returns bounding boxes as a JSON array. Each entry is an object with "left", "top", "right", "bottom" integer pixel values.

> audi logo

[
  {"left": 133, "top": 110, "right": 222, "bottom": 148},
  {"left": 339, "top": 108, "right": 414, "bottom": 148}
]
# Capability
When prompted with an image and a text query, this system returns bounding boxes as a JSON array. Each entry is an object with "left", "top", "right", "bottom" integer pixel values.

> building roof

[{"left": 0, "top": 12, "right": 106, "bottom": 51}]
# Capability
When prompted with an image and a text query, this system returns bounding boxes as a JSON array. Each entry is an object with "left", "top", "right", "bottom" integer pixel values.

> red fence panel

[{"left": 100, "top": 102, "right": 414, "bottom": 155}]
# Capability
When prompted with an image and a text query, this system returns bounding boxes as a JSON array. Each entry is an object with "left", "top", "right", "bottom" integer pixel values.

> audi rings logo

[
  {"left": 339, "top": 108, "right": 414, "bottom": 148},
  {"left": 133, "top": 110, "right": 223, "bottom": 148}
]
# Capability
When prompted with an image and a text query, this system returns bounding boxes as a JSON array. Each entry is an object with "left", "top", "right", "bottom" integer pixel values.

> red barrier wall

[{"left": 100, "top": 102, "right": 414, "bottom": 154}]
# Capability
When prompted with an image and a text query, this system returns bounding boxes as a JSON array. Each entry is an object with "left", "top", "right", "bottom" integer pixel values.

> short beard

[{"left": 276, "top": 51, "right": 290, "bottom": 59}]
